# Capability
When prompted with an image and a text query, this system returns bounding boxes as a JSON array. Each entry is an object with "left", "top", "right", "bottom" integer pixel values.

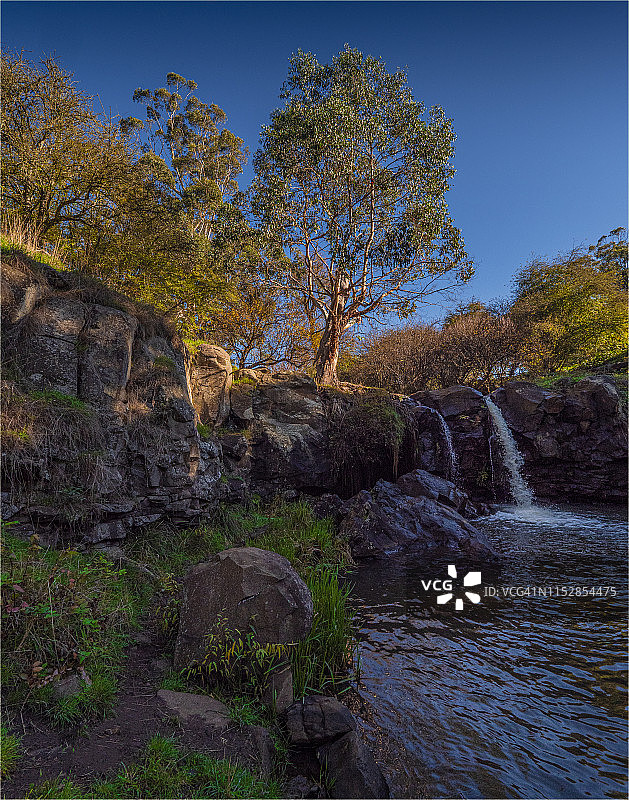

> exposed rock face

[
  {"left": 174, "top": 547, "right": 313, "bottom": 670},
  {"left": 249, "top": 373, "right": 330, "bottom": 495},
  {"left": 1, "top": 255, "right": 222, "bottom": 544},
  {"left": 156, "top": 689, "right": 230, "bottom": 729},
  {"left": 190, "top": 343, "right": 232, "bottom": 427},
  {"left": 491, "top": 378, "right": 627, "bottom": 502},
  {"left": 396, "top": 468, "right": 481, "bottom": 516},
  {"left": 339, "top": 477, "right": 498, "bottom": 561}
]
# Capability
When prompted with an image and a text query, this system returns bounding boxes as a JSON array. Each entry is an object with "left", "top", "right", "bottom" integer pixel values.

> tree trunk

[{"left": 314, "top": 318, "right": 341, "bottom": 385}]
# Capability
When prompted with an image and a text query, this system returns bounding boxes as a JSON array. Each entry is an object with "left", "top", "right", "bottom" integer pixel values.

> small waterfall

[
  {"left": 485, "top": 398, "right": 534, "bottom": 507},
  {"left": 430, "top": 408, "right": 457, "bottom": 482}
]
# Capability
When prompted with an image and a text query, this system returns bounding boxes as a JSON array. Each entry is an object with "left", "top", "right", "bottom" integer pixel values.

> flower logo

[{"left": 437, "top": 564, "right": 482, "bottom": 610}]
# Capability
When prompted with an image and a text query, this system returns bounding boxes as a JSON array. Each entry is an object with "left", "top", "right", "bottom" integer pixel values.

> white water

[
  {"left": 485, "top": 397, "right": 535, "bottom": 507},
  {"left": 431, "top": 408, "right": 457, "bottom": 481}
]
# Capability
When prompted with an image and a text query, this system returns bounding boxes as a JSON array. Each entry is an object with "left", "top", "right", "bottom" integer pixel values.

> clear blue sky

[{"left": 3, "top": 1, "right": 627, "bottom": 318}]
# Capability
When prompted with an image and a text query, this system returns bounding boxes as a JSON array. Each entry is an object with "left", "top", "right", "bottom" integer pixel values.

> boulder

[
  {"left": 318, "top": 731, "right": 390, "bottom": 798},
  {"left": 230, "top": 382, "right": 255, "bottom": 424},
  {"left": 262, "top": 664, "right": 294, "bottom": 714},
  {"left": 286, "top": 696, "right": 356, "bottom": 746},
  {"left": 156, "top": 689, "right": 230, "bottom": 729},
  {"left": 340, "top": 480, "right": 498, "bottom": 561},
  {"left": 174, "top": 547, "right": 313, "bottom": 669},
  {"left": 191, "top": 343, "right": 232, "bottom": 427}
]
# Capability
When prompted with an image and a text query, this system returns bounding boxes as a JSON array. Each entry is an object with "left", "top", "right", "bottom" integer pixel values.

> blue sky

[{"left": 3, "top": 1, "right": 627, "bottom": 319}]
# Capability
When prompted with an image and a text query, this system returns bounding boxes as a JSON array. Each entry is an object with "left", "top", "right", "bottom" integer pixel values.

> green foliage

[
  {"left": 0, "top": 725, "right": 21, "bottom": 778},
  {"left": 28, "top": 390, "right": 90, "bottom": 413},
  {"left": 27, "top": 735, "right": 280, "bottom": 799},
  {"left": 184, "top": 614, "right": 288, "bottom": 699},
  {"left": 1, "top": 529, "right": 142, "bottom": 725},
  {"left": 196, "top": 422, "right": 213, "bottom": 439},
  {"left": 511, "top": 240, "right": 627, "bottom": 375},
  {"left": 152, "top": 356, "right": 176, "bottom": 373},
  {"left": 329, "top": 392, "right": 405, "bottom": 495},
  {"left": 252, "top": 44, "right": 472, "bottom": 383},
  {"left": 246, "top": 499, "right": 351, "bottom": 575},
  {"left": 292, "top": 566, "right": 357, "bottom": 698}
]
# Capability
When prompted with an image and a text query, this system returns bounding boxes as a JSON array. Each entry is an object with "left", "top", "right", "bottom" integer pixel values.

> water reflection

[{"left": 350, "top": 504, "right": 628, "bottom": 799}]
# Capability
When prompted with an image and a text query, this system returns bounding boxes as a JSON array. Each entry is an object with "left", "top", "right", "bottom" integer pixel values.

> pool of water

[{"left": 350, "top": 503, "right": 628, "bottom": 799}]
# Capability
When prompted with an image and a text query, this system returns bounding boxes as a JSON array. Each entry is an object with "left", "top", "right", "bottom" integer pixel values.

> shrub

[{"left": 328, "top": 392, "right": 405, "bottom": 495}]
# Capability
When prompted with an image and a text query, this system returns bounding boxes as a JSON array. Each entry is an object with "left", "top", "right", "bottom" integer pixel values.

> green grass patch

[
  {"left": 196, "top": 422, "right": 213, "bottom": 440},
  {"left": 152, "top": 356, "right": 176, "bottom": 373},
  {"left": 1, "top": 527, "right": 147, "bottom": 726},
  {"left": 28, "top": 389, "right": 90, "bottom": 413},
  {"left": 0, "top": 725, "right": 22, "bottom": 778},
  {"left": 26, "top": 734, "right": 280, "bottom": 799}
]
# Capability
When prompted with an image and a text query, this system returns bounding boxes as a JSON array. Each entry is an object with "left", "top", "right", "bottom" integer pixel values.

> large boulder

[
  {"left": 396, "top": 468, "right": 479, "bottom": 516},
  {"left": 190, "top": 343, "right": 232, "bottom": 427},
  {"left": 174, "top": 547, "right": 313, "bottom": 669},
  {"left": 340, "top": 479, "right": 498, "bottom": 562},
  {"left": 318, "top": 731, "right": 390, "bottom": 799},
  {"left": 286, "top": 696, "right": 356, "bottom": 747},
  {"left": 412, "top": 385, "right": 484, "bottom": 418}
]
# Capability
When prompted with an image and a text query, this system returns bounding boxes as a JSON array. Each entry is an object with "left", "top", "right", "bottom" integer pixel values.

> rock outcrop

[
  {"left": 339, "top": 475, "right": 498, "bottom": 561},
  {"left": 1, "top": 254, "right": 222, "bottom": 545},
  {"left": 174, "top": 546, "right": 313, "bottom": 670}
]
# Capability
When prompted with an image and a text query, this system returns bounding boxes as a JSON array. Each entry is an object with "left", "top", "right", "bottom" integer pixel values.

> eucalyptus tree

[
  {"left": 251, "top": 46, "right": 473, "bottom": 384},
  {"left": 121, "top": 73, "right": 247, "bottom": 239}
]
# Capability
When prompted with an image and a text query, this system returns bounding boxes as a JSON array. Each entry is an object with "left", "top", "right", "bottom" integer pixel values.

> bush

[{"left": 328, "top": 392, "right": 405, "bottom": 496}]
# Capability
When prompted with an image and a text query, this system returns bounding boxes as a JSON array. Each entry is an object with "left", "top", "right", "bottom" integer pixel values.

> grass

[
  {"left": 197, "top": 422, "right": 213, "bottom": 440},
  {"left": 28, "top": 389, "right": 90, "bottom": 413},
  {"left": 0, "top": 221, "right": 64, "bottom": 272},
  {"left": 0, "top": 725, "right": 22, "bottom": 778},
  {"left": 26, "top": 734, "right": 280, "bottom": 799},
  {"left": 1, "top": 526, "right": 147, "bottom": 726}
]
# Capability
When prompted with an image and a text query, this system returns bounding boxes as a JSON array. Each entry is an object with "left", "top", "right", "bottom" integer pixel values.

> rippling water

[{"left": 350, "top": 504, "right": 628, "bottom": 799}]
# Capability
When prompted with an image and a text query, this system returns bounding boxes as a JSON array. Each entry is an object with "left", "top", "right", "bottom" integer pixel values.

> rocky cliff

[{"left": 2, "top": 254, "right": 626, "bottom": 550}]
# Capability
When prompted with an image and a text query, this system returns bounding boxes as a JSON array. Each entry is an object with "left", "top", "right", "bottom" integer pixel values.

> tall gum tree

[{"left": 251, "top": 46, "right": 473, "bottom": 384}]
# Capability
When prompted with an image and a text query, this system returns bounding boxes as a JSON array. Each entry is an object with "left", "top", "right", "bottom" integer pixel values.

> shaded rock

[
  {"left": 191, "top": 343, "right": 232, "bottom": 427},
  {"left": 412, "top": 385, "right": 484, "bottom": 418},
  {"left": 249, "top": 725, "right": 275, "bottom": 778},
  {"left": 156, "top": 689, "right": 230, "bottom": 728},
  {"left": 286, "top": 696, "right": 356, "bottom": 747},
  {"left": 86, "top": 520, "right": 127, "bottom": 544},
  {"left": 230, "top": 381, "right": 255, "bottom": 424},
  {"left": 53, "top": 674, "right": 84, "bottom": 700},
  {"left": 340, "top": 480, "right": 497, "bottom": 562},
  {"left": 284, "top": 775, "right": 320, "bottom": 799},
  {"left": 250, "top": 373, "right": 330, "bottom": 494},
  {"left": 174, "top": 547, "right": 313, "bottom": 669},
  {"left": 262, "top": 665, "right": 294, "bottom": 713},
  {"left": 318, "top": 730, "right": 390, "bottom": 799},
  {"left": 396, "top": 468, "right": 477, "bottom": 516},
  {"left": 308, "top": 493, "right": 351, "bottom": 523}
]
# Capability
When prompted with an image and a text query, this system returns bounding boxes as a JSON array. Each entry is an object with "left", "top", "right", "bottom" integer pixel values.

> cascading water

[
  {"left": 430, "top": 408, "right": 457, "bottom": 482},
  {"left": 485, "top": 397, "right": 534, "bottom": 507}
]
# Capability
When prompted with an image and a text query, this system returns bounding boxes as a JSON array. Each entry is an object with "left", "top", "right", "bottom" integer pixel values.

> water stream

[
  {"left": 350, "top": 503, "right": 628, "bottom": 798},
  {"left": 431, "top": 408, "right": 458, "bottom": 482},
  {"left": 485, "top": 398, "right": 534, "bottom": 507}
]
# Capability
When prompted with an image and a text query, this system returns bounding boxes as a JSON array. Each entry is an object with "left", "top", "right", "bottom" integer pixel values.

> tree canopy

[{"left": 251, "top": 45, "right": 473, "bottom": 384}]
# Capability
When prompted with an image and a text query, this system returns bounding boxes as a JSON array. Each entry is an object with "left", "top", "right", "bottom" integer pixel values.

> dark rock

[
  {"left": 53, "top": 674, "right": 84, "bottom": 699},
  {"left": 317, "top": 731, "right": 390, "bottom": 798},
  {"left": 396, "top": 468, "right": 477, "bottom": 516},
  {"left": 284, "top": 775, "right": 320, "bottom": 799},
  {"left": 262, "top": 665, "right": 294, "bottom": 713},
  {"left": 156, "top": 689, "right": 230, "bottom": 728},
  {"left": 174, "top": 547, "right": 313, "bottom": 669},
  {"left": 412, "top": 385, "right": 484, "bottom": 418},
  {"left": 340, "top": 480, "right": 498, "bottom": 561},
  {"left": 308, "top": 493, "right": 351, "bottom": 523},
  {"left": 249, "top": 725, "right": 275, "bottom": 778},
  {"left": 230, "top": 382, "right": 255, "bottom": 424},
  {"left": 286, "top": 696, "right": 356, "bottom": 746}
]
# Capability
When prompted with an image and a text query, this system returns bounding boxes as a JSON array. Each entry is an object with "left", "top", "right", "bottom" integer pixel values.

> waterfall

[
  {"left": 485, "top": 398, "right": 534, "bottom": 507},
  {"left": 430, "top": 408, "right": 457, "bottom": 482}
]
